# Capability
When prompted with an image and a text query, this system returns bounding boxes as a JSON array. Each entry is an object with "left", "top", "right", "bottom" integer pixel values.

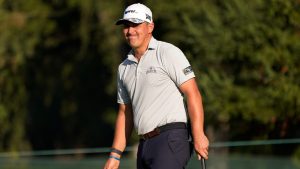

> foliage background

[{"left": 0, "top": 0, "right": 299, "bottom": 158}]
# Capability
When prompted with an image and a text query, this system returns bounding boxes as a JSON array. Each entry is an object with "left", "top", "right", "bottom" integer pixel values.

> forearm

[
  {"left": 180, "top": 78, "right": 209, "bottom": 159},
  {"left": 111, "top": 104, "right": 133, "bottom": 154},
  {"left": 186, "top": 90, "right": 205, "bottom": 141}
]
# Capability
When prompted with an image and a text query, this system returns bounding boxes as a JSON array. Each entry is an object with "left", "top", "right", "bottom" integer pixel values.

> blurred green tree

[
  {"left": 0, "top": 0, "right": 55, "bottom": 151},
  {"left": 25, "top": 0, "right": 124, "bottom": 150},
  {"left": 0, "top": 0, "right": 124, "bottom": 151}
]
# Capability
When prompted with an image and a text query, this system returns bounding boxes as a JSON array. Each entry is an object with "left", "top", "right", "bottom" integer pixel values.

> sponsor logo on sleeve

[{"left": 183, "top": 66, "right": 193, "bottom": 75}]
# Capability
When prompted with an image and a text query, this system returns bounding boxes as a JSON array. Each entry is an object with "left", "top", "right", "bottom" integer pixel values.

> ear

[{"left": 147, "top": 22, "right": 154, "bottom": 34}]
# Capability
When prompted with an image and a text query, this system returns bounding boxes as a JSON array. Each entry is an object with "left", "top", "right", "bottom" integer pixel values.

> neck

[
  {"left": 134, "top": 49, "right": 146, "bottom": 61},
  {"left": 133, "top": 36, "right": 152, "bottom": 61}
]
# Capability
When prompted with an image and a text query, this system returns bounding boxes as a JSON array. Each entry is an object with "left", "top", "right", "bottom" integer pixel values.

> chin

[{"left": 128, "top": 42, "right": 140, "bottom": 48}]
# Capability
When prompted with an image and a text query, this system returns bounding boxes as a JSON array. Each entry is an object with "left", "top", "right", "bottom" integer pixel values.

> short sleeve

[
  {"left": 161, "top": 44, "right": 195, "bottom": 86},
  {"left": 117, "top": 68, "right": 131, "bottom": 104}
]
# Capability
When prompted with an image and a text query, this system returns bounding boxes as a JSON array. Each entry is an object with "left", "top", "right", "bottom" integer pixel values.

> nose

[
  {"left": 127, "top": 26, "right": 135, "bottom": 34},
  {"left": 123, "top": 22, "right": 137, "bottom": 35}
]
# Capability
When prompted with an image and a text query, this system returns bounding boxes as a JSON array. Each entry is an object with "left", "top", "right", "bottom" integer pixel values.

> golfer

[{"left": 104, "top": 3, "right": 209, "bottom": 169}]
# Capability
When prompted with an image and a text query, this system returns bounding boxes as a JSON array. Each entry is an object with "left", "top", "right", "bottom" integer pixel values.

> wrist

[
  {"left": 193, "top": 134, "right": 204, "bottom": 141},
  {"left": 111, "top": 147, "right": 123, "bottom": 156},
  {"left": 109, "top": 155, "right": 120, "bottom": 161},
  {"left": 110, "top": 152, "right": 121, "bottom": 158}
]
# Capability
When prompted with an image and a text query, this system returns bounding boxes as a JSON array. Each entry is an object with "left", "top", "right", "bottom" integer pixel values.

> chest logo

[{"left": 146, "top": 66, "right": 157, "bottom": 74}]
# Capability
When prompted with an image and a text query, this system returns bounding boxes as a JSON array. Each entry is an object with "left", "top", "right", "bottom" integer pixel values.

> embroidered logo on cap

[
  {"left": 183, "top": 66, "right": 193, "bottom": 75},
  {"left": 146, "top": 14, "right": 151, "bottom": 21},
  {"left": 125, "top": 10, "right": 137, "bottom": 14}
]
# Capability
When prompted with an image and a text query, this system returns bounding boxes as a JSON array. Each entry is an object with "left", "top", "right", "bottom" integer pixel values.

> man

[{"left": 104, "top": 3, "right": 209, "bottom": 169}]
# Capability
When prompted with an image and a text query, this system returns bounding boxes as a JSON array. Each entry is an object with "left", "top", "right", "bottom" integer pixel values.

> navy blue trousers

[{"left": 137, "top": 128, "right": 193, "bottom": 169}]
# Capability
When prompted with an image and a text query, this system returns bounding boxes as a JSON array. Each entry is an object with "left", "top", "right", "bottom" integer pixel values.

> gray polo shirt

[{"left": 117, "top": 37, "right": 195, "bottom": 135}]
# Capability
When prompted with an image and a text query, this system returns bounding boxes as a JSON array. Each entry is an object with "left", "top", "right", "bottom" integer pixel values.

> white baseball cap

[{"left": 116, "top": 3, "right": 152, "bottom": 25}]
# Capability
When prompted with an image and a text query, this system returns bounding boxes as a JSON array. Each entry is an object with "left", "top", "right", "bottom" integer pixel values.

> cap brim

[{"left": 115, "top": 18, "right": 145, "bottom": 25}]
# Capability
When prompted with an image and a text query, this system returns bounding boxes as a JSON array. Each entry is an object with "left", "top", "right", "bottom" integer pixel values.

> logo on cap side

[{"left": 146, "top": 14, "right": 151, "bottom": 21}]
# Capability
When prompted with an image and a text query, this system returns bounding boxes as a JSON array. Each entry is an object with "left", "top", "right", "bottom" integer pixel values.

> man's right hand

[
  {"left": 103, "top": 152, "right": 121, "bottom": 169},
  {"left": 103, "top": 157, "right": 120, "bottom": 169}
]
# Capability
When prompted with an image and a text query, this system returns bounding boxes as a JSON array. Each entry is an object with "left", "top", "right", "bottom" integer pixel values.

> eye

[
  {"left": 123, "top": 23, "right": 130, "bottom": 28},
  {"left": 131, "top": 23, "right": 140, "bottom": 27},
  {"left": 122, "top": 22, "right": 140, "bottom": 29}
]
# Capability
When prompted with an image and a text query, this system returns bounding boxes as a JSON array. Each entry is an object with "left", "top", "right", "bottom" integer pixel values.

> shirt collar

[
  {"left": 148, "top": 36, "right": 157, "bottom": 50},
  {"left": 127, "top": 37, "right": 158, "bottom": 63}
]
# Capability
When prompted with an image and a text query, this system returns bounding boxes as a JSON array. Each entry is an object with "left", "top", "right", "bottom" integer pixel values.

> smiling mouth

[
  {"left": 127, "top": 36, "right": 138, "bottom": 42},
  {"left": 127, "top": 35, "right": 137, "bottom": 38}
]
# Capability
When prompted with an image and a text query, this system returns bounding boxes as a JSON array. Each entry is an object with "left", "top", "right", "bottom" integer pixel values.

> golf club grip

[{"left": 201, "top": 158, "right": 206, "bottom": 169}]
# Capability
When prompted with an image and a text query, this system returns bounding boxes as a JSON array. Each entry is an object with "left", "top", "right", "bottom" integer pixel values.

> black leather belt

[{"left": 140, "top": 122, "right": 187, "bottom": 140}]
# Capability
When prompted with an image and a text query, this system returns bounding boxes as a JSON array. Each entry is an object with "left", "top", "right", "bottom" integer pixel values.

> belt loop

[{"left": 154, "top": 127, "right": 160, "bottom": 133}]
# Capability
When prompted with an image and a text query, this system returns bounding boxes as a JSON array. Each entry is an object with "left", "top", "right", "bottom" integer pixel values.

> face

[{"left": 122, "top": 21, "right": 154, "bottom": 50}]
